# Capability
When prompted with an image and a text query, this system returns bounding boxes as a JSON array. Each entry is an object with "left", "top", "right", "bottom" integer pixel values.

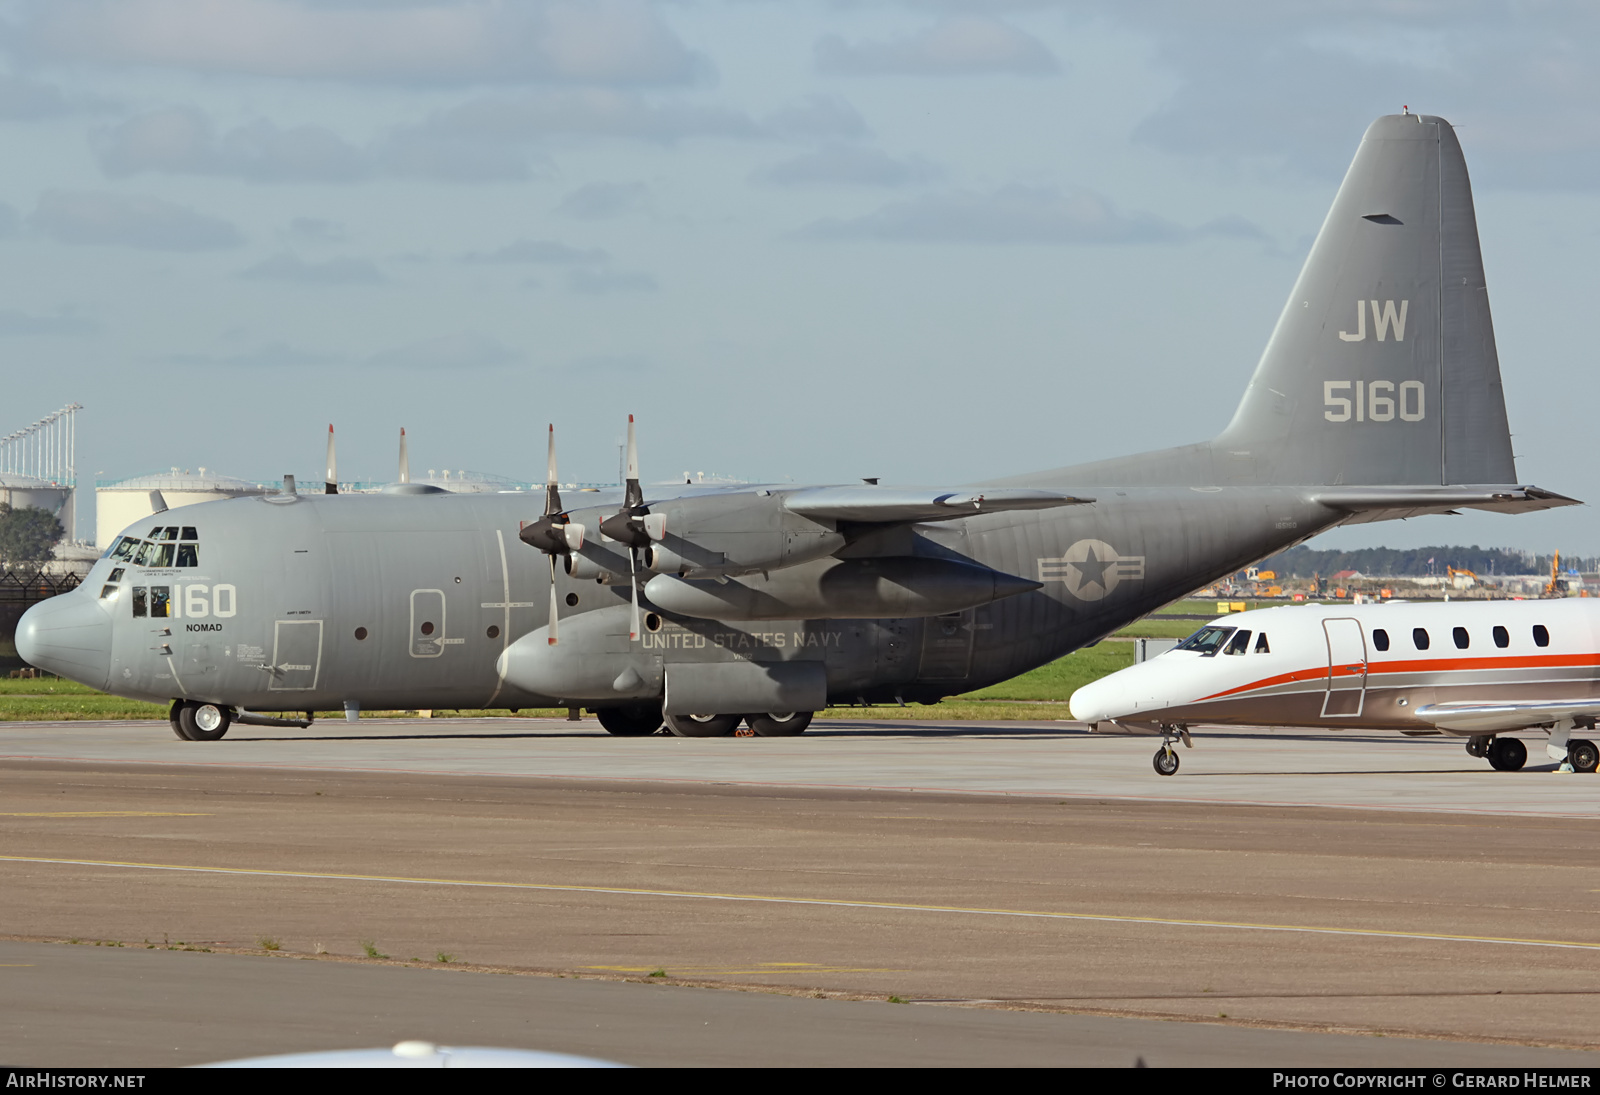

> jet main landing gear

[
  {"left": 1484, "top": 736, "right": 1527, "bottom": 772},
  {"left": 169, "top": 700, "right": 233, "bottom": 742}
]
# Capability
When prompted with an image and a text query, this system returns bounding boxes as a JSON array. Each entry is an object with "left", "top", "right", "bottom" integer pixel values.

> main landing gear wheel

[
  {"left": 168, "top": 699, "right": 189, "bottom": 741},
  {"left": 1568, "top": 739, "right": 1599, "bottom": 774},
  {"left": 665, "top": 713, "right": 741, "bottom": 738},
  {"left": 1465, "top": 735, "right": 1490, "bottom": 759},
  {"left": 1152, "top": 746, "right": 1180, "bottom": 776},
  {"left": 746, "top": 712, "right": 813, "bottom": 737},
  {"left": 176, "top": 701, "right": 232, "bottom": 742},
  {"left": 1485, "top": 736, "right": 1527, "bottom": 772},
  {"left": 596, "top": 703, "right": 664, "bottom": 737}
]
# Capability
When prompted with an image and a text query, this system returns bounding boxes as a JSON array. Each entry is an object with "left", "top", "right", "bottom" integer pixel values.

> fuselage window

[
  {"left": 147, "top": 543, "right": 174, "bottom": 568},
  {"left": 108, "top": 568, "right": 125, "bottom": 583},
  {"left": 176, "top": 543, "right": 199, "bottom": 567},
  {"left": 1533, "top": 625, "right": 1550, "bottom": 648},
  {"left": 181, "top": 527, "right": 198, "bottom": 540},
  {"left": 149, "top": 586, "right": 171, "bottom": 618},
  {"left": 99, "top": 584, "right": 118, "bottom": 600},
  {"left": 1372, "top": 628, "right": 1389, "bottom": 651},
  {"left": 1254, "top": 633, "right": 1270, "bottom": 653},
  {"left": 1453, "top": 627, "right": 1470, "bottom": 650},
  {"left": 1224, "top": 629, "right": 1252, "bottom": 655},
  {"left": 1176, "top": 626, "right": 1235, "bottom": 657},
  {"left": 132, "top": 587, "right": 148, "bottom": 617},
  {"left": 1412, "top": 627, "right": 1430, "bottom": 651},
  {"left": 111, "top": 538, "right": 137, "bottom": 562},
  {"left": 1493, "top": 625, "right": 1509, "bottom": 649}
]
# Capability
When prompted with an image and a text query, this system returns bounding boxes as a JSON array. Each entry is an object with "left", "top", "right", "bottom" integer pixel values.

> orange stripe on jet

[{"left": 1198, "top": 651, "right": 1600, "bottom": 703}]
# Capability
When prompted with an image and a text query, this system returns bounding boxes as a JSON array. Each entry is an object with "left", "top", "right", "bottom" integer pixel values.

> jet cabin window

[
  {"left": 1533, "top": 625, "right": 1550, "bottom": 648},
  {"left": 1223, "top": 630, "right": 1252, "bottom": 655},
  {"left": 1453, "top": 627, "right": 1470, "bottom": 650},
  {"left": 1372, "top": 629, "right": 1390, "bottom": 652},
  {"left": 1493, "top": 626, "right": 1509, "bottom": 649},
  {"left": 1412, "top": 628, "right": 1430, "bottom": 651},
  {"left": 1176, "top": 626, "right": 1235, "bottom": 657}
]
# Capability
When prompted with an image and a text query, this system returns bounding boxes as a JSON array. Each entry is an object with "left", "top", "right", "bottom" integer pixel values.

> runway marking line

[
  {"left": 3, "top": 854, "right": 1599, "bottom": 954},
  {"left": 0, "top": 812, "right": 209, "bottom": 818}
]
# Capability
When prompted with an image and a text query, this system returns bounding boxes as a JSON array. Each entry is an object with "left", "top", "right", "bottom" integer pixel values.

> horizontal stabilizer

[
  {"left": 1414, "top": 700, "right": 1600, "bottom": 735},
  {"left": 1312, "top": 484, "right": 1579, "bottom": 523},
  {"left": 785, "top": 486, "right": 1091, "bottom": 524}
]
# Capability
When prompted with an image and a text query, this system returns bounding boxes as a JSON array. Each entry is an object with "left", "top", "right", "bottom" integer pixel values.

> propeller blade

[
  {"left": 628, "top": 546, "right": 641, "bottom": 642},
  {"left": 398, "top": 427, "right": 410, "bottom": 484},
  {"left": 324, "top": 424, "right": 338, "bottom": 495},
  {"left": 544, "top": 423, "right": 561, "bottom": 517},
  {"left": 547, "top": 555, "right": 560, "bottom": 646},
  {"left": 622, "top": 413, "right": 641, "bottom": 510}
]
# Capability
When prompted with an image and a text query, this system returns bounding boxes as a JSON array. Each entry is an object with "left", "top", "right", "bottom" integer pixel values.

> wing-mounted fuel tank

[
  {"left": 643, "top": 556, "right": 1041, "bottom": 621},
  {"left": 497, "top": 604, "right": 662, "bottom": 702}
]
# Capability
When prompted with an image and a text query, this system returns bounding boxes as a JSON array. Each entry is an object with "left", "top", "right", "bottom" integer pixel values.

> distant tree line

[
  {"left": 1256, "top": 545, "right": 1600, "bottom": 578},
  {"left": 0, "top": 504, "right": 64, "bottom": 568}
]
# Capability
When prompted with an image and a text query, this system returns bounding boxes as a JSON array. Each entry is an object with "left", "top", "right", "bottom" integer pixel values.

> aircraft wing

[
  {"left": 1413, "top": 700, "right": 1600, "bottom": 734},
  {"left": 784, "top": 486, "right": 1092, "bottom": 524},
  {"left": 1309, "top": 485, "right": 1579, "bottom": 525}
]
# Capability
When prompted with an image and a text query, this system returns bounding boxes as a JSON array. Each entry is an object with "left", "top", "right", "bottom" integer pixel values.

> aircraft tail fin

[{"left": 1212, "top": 113, "right": 1515, "bottom": 487}]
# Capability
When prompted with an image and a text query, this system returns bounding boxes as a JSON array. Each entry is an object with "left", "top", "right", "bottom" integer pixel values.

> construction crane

[{"left": 1546, "top": 551, "right": 1564, "bottom": 597}]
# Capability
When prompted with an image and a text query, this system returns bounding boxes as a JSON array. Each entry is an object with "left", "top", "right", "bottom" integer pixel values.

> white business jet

[{"left": 1069, "top": 599, "right": 1600, "bottom": 776}]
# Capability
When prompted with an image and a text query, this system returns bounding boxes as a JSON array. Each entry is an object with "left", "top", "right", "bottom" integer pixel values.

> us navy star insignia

[{"left": 1038, "top": 539, "right": 1146, "bottom": 601}]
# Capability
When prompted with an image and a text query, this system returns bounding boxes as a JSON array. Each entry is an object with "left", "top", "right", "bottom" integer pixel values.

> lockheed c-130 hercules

[{"left": 16, "top": 113, "right": 1577, "bottom": 740}]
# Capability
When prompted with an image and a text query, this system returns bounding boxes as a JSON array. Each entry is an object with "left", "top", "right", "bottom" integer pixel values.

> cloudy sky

[{"left": 3, "top": 0, "right": 1597, "bottom": 552}]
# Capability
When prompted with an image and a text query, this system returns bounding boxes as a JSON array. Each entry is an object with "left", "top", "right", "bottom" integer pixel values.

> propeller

[
  {"left": 597, "top": 415, "right": 664, "bottom": 642},
  {"left": 325, "top": 424, "right": 338, "bottom": 495},
  {"left": 517, "top": 425, "right": 585, "bottom": 645},
  {"left": 398, "top": 427, "right": 410, "bottom": 484}
]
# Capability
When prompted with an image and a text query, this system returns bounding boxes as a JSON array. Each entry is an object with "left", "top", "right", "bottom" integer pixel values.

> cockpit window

[
  {"left": 1175, "top": 625, "right": 1235, "bottom": 656},
  {"left": 181, "top": 527, "right": 198, "bottom": 540},
  {"left": 176, "top": 543, "right": 199, "bottom": 567},
  {"left": 1254, "top": 632, "right": 1270, "bottom": 654},
  {"left": 108, "top": 568, "right": 125, "bottom": 583},
  {"left": 132, "top": 587, "right": 148, "bottom": 617},
  {"left": 1224, "top": 629, "right": 1252, "bottom": 655},
  {"left": 148, "top": 527, "right": 163, "bottom": 539},
  {"left": 149, "top": 586, "right": 171, "bottom": 618},
  {"left": 131, "top": 541, "right": 153, "bottom": 567},
  {"left": 161, "top": 527, "right": 179, "bottom": 541},
  {"left": 99, "top": 584, "right": 118, "bottom": 600},
  {"left": 111, "top": 538, "right": 137, "bottom": 562},
  {"left": 146, "top": 543, "right": 174, "bottom": 568}
]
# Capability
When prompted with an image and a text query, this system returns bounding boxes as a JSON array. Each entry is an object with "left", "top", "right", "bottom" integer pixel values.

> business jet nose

[
  {"left": 1068, "top": 677, "right": 1116, "bottom": 723},
  {"left": 15, "top": 591, "right": 113, "bottom": 691}
]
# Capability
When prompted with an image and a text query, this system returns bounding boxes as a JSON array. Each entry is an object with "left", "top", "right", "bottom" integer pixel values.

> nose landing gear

[
  {"left": 1151, "top": 724, "right": 1191, "bottom": 776},
  {"left": 169, "top": 700, "right": 233, "bottom": 742}
]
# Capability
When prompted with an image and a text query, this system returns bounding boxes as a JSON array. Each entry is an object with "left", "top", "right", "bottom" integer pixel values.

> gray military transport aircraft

[{"left": 16, "top": 113, "right": 1576, "bottom": 741}]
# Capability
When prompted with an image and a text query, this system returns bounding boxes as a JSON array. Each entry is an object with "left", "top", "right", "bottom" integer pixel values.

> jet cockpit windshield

[{"left": 1174, "top": 625, "right": 1236, "bottom": 657}]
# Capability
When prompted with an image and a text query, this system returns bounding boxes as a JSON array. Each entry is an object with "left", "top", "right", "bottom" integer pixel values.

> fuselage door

[
  {"left": 268, "top": 619, "right": 323, "bottom": 691},
  {"left": 411, "top": 589, "right": 445, "bottom": 658},
  {"left": 1321, "top": 617, "right": 1367, "bottom": 717}
]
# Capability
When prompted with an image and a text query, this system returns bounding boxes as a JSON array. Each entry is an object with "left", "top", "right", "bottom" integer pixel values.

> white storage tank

[
  {"left": 95, "top": 468, "right": 266, "bottom": 548},
  {"left": 0, "top": 472, "right": 74, "bottom": 540}
]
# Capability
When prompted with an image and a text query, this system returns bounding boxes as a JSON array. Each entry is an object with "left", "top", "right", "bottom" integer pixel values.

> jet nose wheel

[
  {"left": 1152, "top": 746, "right": 1180, "bottom": 776},
  {"left": 1567, "top": 739, "right": 1599, "bottom": 774},
  {"left": 175, "top": 701, "right": 232, "bottom": 742}
]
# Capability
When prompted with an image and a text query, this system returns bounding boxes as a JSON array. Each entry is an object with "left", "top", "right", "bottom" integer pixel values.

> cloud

[
  {"left": 94, "top": 107, "right": 370, "bottom": 183},
  {"left": 565, "top": 268, "right": 656, "bottom": 294},
  {"left": 815, "top": 17, "right": 1060, "bottom": 78},
  {"left": 29, "top": 190, "right": 244, "bottom": 250},
  {"left": 286, "top": 217, "right": 345, "bottom": 243},
  {"left": 0, "top": 74, "right": 73, "bottom": 120},
  {"left": 556, "top": 181, "right": 647, "bottom": 220},
  {"left": 753, "top": 143, "right": 940, "bottom": 188},
  {"left": 0, "top": 308, "right": 98, "bottom": 335},
  {"left": 12, "top": 0, "right": 700, "bottom": 86},
  {"left": 395, "top": 89, "right": 760, "bottom": 146},
  {"left": 164, "top": 341, "right": 334, "bottom": 369},
  {"left": 0, "top": 201, "right": 18, "bottom": 237},
  {"left": 762, "top": 95, "right": 869, "bottom": 140},
  {"left": 801, "top": 184, "right": 1225, "bottom": 246},
  {"left": 367, "top": 332, "right": 522, "bottom": 371},
  {"left": 239, "top": 253, "right": 385, "bottom": 284},
  {"left": 464, "top": 238, "right": 608, "bottom": 264}
]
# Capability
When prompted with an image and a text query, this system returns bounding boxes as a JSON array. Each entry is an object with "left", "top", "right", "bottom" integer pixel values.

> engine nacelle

[
  {"left": 645, "top": 542, "right": 726, "bottom": 577},
  {"left": 565, "top": 545, "right": 630, "bottom": 583}
]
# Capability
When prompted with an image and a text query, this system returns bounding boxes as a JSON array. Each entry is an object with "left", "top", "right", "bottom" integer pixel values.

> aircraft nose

[
  {"left": 15, "top": 591, "right": 113, "bottom": 691},
  {"left": 1068, "top": 677, "right": 1115, "bottom": 723}
]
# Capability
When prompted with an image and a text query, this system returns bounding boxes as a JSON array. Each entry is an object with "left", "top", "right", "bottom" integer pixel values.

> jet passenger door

[{"left": 1321, "top": 618, "right": 1367, "bottom": 718}]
